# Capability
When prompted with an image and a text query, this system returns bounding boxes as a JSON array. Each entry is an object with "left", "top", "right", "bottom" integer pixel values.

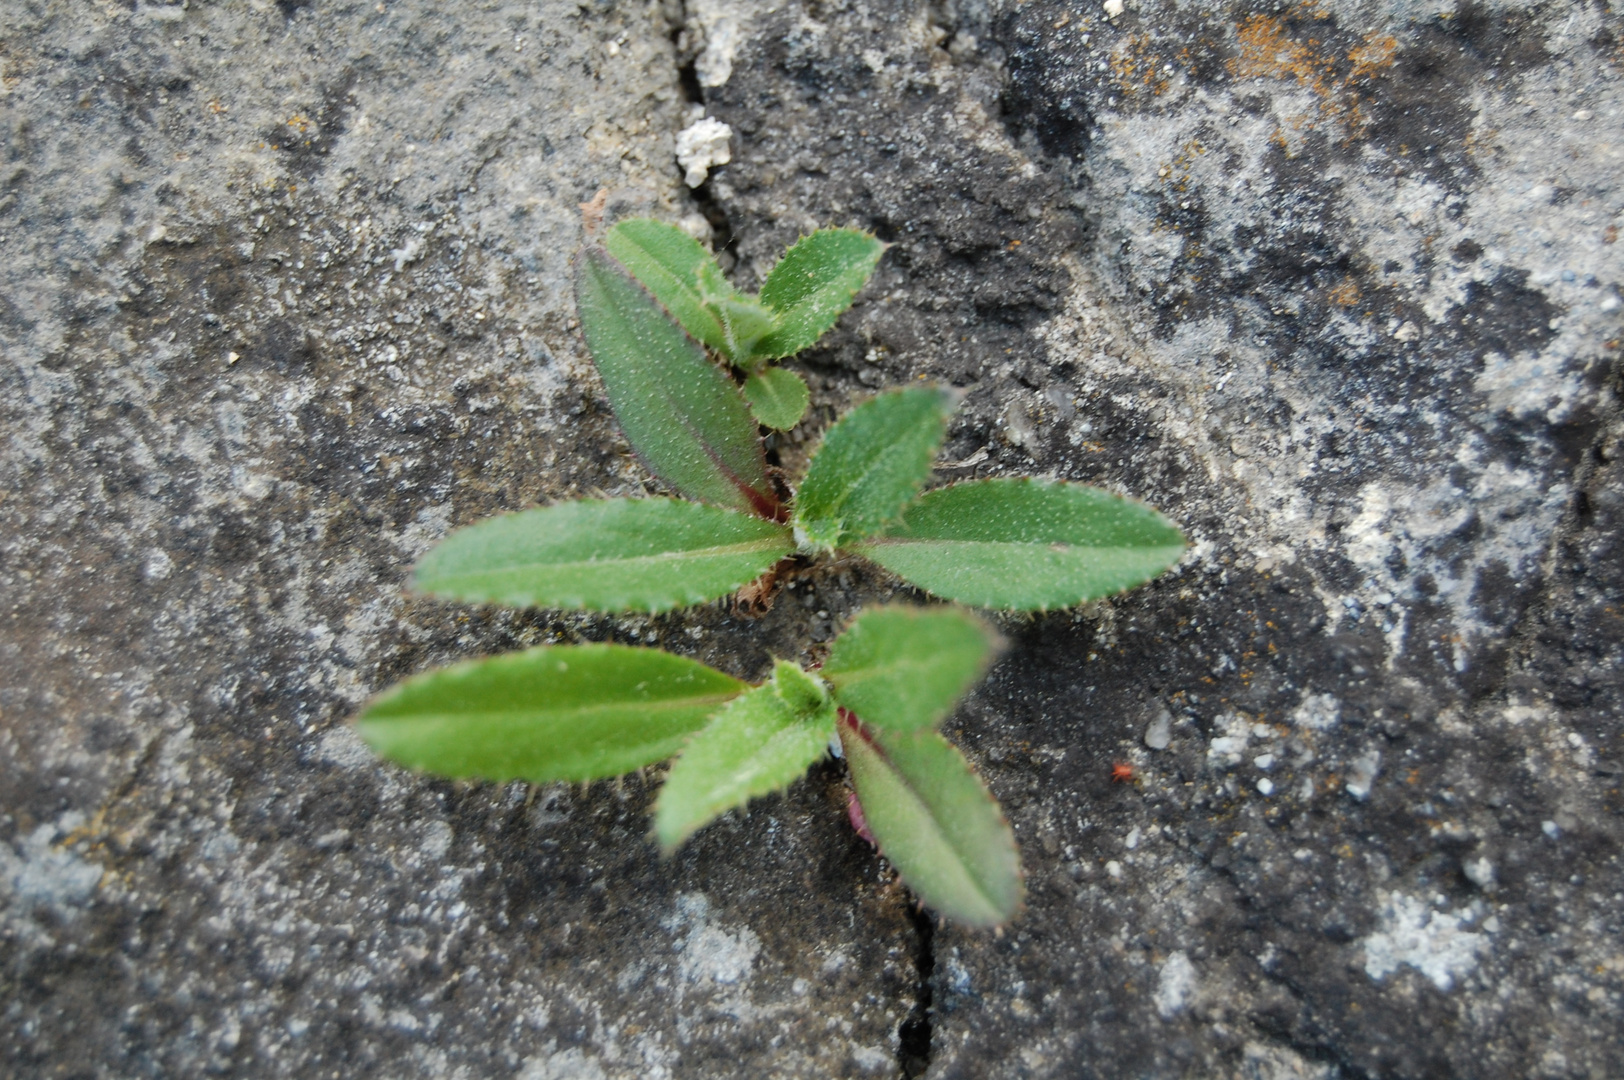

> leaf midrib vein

[
  {"left": 862, "top": 536, "right": 1183, "bottom": 552},
  {"left": 436, "top": 536, "right": 789, "bottom": 580},
  {"left": 810, "top": 421, "right": 936, "bottom": 527},
  {"left": 383, "top": 691, "right": 743, "bottom": 722},
  {"left": 862, "top": 738, "right": 1001, "bottom": 914}
]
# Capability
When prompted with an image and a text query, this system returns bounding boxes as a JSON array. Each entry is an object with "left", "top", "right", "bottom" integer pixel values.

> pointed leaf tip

[
  {"left": 753, "top": 228, "right": 886, "bottom": 360},
  {"left": 411, "top": 497, "right": 794, "bottom": 613},
  {"left": 654, "top": 669, "right": 835, "bottom": 852},
  {"left": 824, "top": 606, "right": 999, "bottom": 732},
  {"left": 604, "top": 218, "right": 731, "bottom": 355},
  {"left": 839, "top": 712, "right": 1022, "bottom": 926},
  {"left": 855, "top": 478, "right": 1186, "bottom": 610},
  {"left": 794, "top": 386, "right": 955, "bottom": 549},
  {"left": 356, "top": 644, "right": 746, "bottom": 784}
]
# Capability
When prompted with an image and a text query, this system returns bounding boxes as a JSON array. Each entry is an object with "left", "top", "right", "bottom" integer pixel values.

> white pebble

[
  {"left": 1464, "top": 857, "right": 1496, "bottom": 888},
  {"left": 675, "top": 117, "right": 733, "bottom": 187},
  {"left": 1144, "top": 710, "right": 1172, "bottom": 750}
]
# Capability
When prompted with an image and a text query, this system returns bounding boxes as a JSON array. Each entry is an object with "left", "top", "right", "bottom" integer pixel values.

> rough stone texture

[
  {"left": 702, "top": 0, "right": 1624, "bottom": 1076},
  {"left": 5, "top": 0, "right": 1623, "bottom": 1079},
  {"left": 1, "top": 3, "right": 915, "bottom": 1077}
]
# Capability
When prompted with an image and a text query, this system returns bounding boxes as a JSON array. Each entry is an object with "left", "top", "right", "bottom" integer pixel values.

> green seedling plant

[
  {"left": 602, "top": 218, "right": 886, "bottom": 430},
  {"left": 352, "top": 219, "right": 1189, "bottom": 927},
  {"left": 409, "top": 379, "right": 1187, "bottom": 615},
  {"left": 359, "top": 606, "right": 1024, "bottom": 925}
]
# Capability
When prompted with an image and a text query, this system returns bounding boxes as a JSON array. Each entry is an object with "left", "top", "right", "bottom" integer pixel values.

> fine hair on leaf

[
  {"left": 356, "top": 606, "right": 1023, "bottom": 925},
  {"left": 574, "top": 245, "right": 780, "bottom": 518},
  {"left": 354, "top": 211, "right": 1195, "bottom": 935}
]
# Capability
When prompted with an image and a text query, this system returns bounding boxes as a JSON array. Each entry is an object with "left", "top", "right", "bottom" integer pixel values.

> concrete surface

[{"left": 4, "top": 0, "right": 1621, "bottom": 1077}]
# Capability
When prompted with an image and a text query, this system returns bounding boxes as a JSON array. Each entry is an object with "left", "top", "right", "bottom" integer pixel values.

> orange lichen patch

[
  {"left": 1111, "top": 33, "right": 1174, "bottom": 97},
  {"left": 1349, "top": 35, "right": 1398, "bottom": 80},
  {"left": 1227, "top": 13, "right": 1398, "bottom": 141},
  {"left": 286, "top": 113, "right": 313, "bottom": 133},
  {"left": 1327, "top": 277, "right": 1361, "bottom": 306},
  {"left": 1461, "top": 126, "right": 1497, "bottom": 161},
  {"left": 1231, "top": 16, "right": 1335, "bottom": 98}
]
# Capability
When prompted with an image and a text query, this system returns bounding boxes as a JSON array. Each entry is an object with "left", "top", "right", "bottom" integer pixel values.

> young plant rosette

[
  {"left": 408, "top": 226, "right": 1186, "bottom": 614},
  {"left": 358, "top": 606, "right": 1024, "bottom": 926},
  {"left": 351, "top": 217, "right": 1190, "bottom": 928},
  {"left": 409, "top": 378, "right": 1188, "bottom": 616},
  {"left": 601, "top": 218, "right": 887, "bottom": 431}
]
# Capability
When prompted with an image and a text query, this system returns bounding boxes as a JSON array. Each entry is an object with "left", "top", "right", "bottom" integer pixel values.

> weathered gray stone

[
  {"left": 1, "top": 3, "right": 915, "bottom": 1077},
  {"left": 701, "top": 0, "right": 1623, "bottom": 1075},
  {"left": 6, "top": 0, "right": 1623, "bottom": 1076}
]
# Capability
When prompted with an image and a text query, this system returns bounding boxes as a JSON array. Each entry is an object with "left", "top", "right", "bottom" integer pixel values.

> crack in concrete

[
  {"left": 659, "top": 4, "right": 941, "bottom": 1073},
  {"left": 898, "top": 902, "right": 936, "bottom": 1078},
  {"left": 669, "top": 0, "right": 736, "bottom": 261}
]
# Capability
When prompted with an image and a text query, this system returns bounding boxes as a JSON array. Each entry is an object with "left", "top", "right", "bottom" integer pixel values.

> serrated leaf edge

[
  {"left": 794, "top": 386, "right": 955, "bottom": 549},
  {"left": 408, "top": 497, "right": 795, "bottom": 613},
  {"left": 573, "top": 247, "right": 784, "bottom": 521},
  {"left": 837, "top": 709, "right": 1023, "bottom": 926},
  {"left": 822, "top": 604, "right": 1003, "bottom": 731}
]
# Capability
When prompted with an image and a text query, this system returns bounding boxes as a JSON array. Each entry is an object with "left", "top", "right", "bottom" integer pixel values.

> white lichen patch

[
  {"left": 1, "top": 816, "right": 103, "bottom": 916},
  {"left": 1362, "top": 893, "right": 1489, "bottom": 991},
  {"left": 1206, "top": 712, "right": 1261, "bottom": 768},
  {"left": 518, "top": 1044, "right": 609, "bottom": 1080},
  {"left": 1343, "top": 748, "right": 1382, "bottom": 801},
  {"left": 1153, "top": 950, "right": 1198, "bottom": 1018},
  {"left": 849, "top": 1044, "right": 892, "bottom": 1072},
  {"left": 666, "top": 892, "right": 761, "bottom": 986},
  {"left": 1290, "top": 692, "right": 1341, "bottom": 731},
  {"left": 318, "top": 724, "right": 379, "bottom": 771},
  {"left": 1036, "top": 12, "right": 1624, "bottom": 684}
]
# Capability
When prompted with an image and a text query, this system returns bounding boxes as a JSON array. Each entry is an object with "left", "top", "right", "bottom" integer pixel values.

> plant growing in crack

[
  {"left": 359, "top": 606, "right": 1025, "bottom": 925},
  {"left": 414, "top": 239, "right": 1188, "bottom": 612},
  {"left": 353, "top": 218, "right": 1188, "bottom": 926}
]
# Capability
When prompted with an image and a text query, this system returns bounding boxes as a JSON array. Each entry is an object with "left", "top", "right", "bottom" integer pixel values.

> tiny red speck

[{"left": 1111, "top": 762, "right": 1135, "bottom": 783}]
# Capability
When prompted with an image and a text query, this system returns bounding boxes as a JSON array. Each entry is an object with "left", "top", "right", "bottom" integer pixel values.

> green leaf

[
  {"left": 854, "top": 478, "right": 1186, "bottom": 611},
  {"left": 710, "top": 293, "right": 779, "bottom": 362},
  {"left": 794, "top": 386, "right": 954, "bottom": 550},
  {"left": 412, "top": 497, "right": 794, "bottom": 613},
  {"left": 357, "top": 644, "right": 747, "bottom": 784},
  {"left": 574, "top": 246, "right": 780, "bottom": 519},
  {"left": 838, "top": 713, "right": 1022, "bottom": 926},
  {"left": 742, "top": 367, "right": 811, "bottom": 430},
  {"left": 601, "top": 220, "right": 783, "bottom": 364},
  {"left": 824, "top": 607, "right": 998, "bottom": 733},
  {"left": 753, "top": 228, "right": 886, "bottom": 360},
  {"left": 768, "top": 658, "right": 832, "bottom": 716},
  {"left": 604, "top": 218, "right": 731, "bottom": 355},
  {"left": 654, "top": 660, "right": 836, "bottom": 853}
]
